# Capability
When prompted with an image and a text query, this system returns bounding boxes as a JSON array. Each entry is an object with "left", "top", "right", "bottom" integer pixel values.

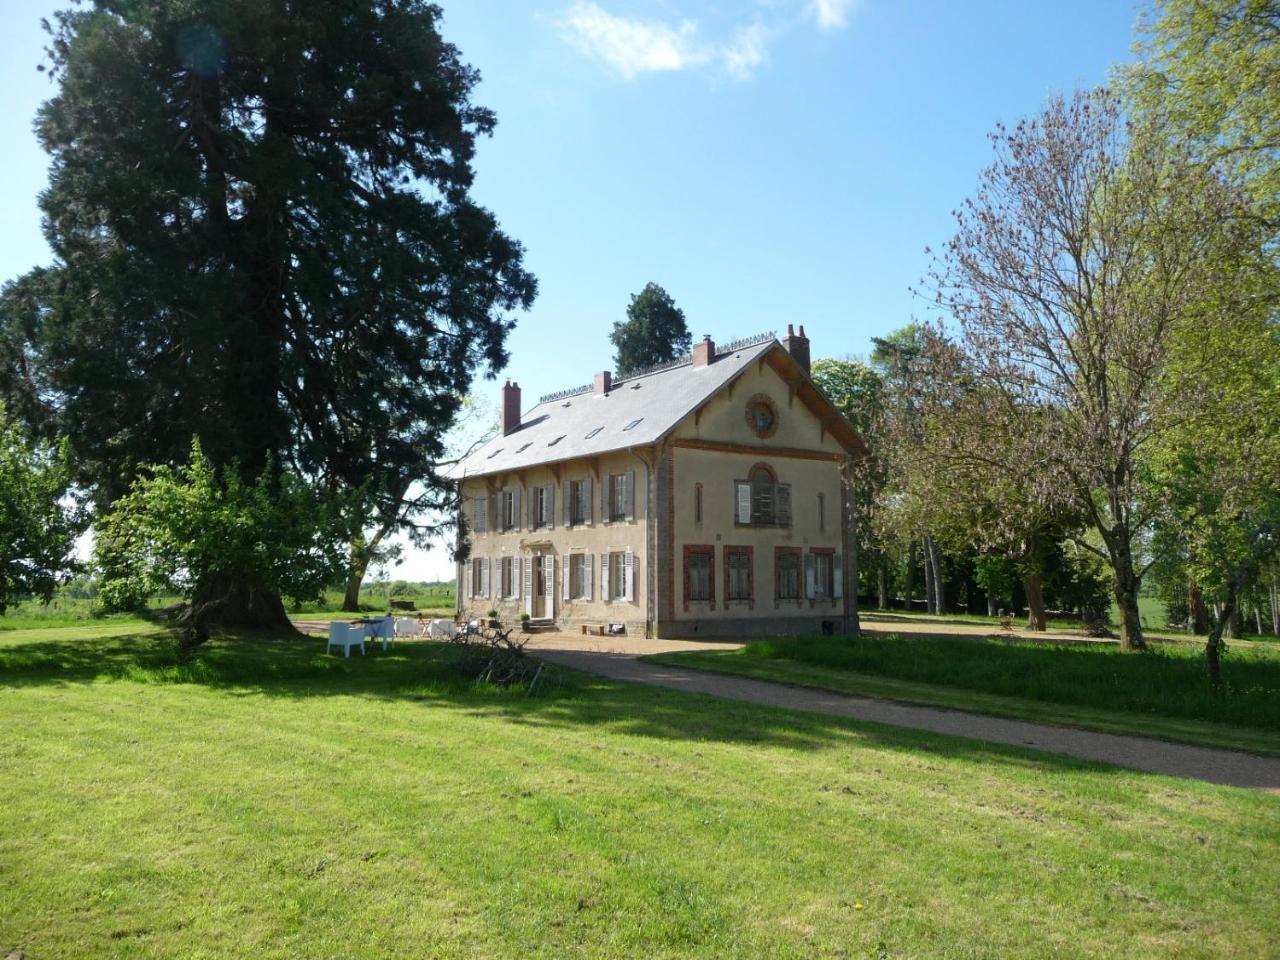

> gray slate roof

[{"left": 455, "top": 339, "right": 778, "bottom": 479}]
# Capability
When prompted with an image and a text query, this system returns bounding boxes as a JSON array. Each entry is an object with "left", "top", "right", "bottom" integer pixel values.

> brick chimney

[
  {"left": 594, "top": 370, "right": 612, "bottom": 395},
  {"left": 501, "top": 380, "right": 521, "bottom": 435},
  {"left": 692, "top": 334, "right": 715, "bottom": 368},
  {"left": 783, "top": 324, "right": 810, "bottom": 375}
]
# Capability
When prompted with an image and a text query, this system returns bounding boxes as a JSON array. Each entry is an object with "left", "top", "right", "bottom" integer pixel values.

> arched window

[{"left": 735, "top": 463, "right": 791, "bottom": 527}]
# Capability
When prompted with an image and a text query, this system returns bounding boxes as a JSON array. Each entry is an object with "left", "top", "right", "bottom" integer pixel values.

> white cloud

[
  {"left": 720, "top": 23, "right": 770, "bottom": 81},
  {"left": 808, "top": 0, "right": 857, "bottom": 31},
  {"left": 560, "top": 2, "right": 711, "bottom": 79}
]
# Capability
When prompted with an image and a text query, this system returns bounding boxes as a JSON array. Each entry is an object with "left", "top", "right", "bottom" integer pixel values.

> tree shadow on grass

[{"left": 0, "top": 627, "right": 1246, "bottom": 787}]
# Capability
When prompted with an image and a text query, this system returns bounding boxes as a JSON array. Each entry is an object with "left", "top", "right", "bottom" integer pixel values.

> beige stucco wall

[
  {"left": 667, "top": 359, "right": 849, "bottom": 629},
  {"left": 458, "top": 448, "right": 650, "bottom": 633}
]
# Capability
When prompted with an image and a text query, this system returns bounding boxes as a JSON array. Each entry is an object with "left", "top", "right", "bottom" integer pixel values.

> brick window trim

[
  {"left": 774, "top": 546, "right": 803, "bottom": 608},
  {"left": 722, "top": 544, "right": 754, "bottom": 609},
  {"left": 810, "top": 546, "right": 836, "bottom": 609},
  {"left": 683, "top": 544, "right": 716, "bottom": 612}
]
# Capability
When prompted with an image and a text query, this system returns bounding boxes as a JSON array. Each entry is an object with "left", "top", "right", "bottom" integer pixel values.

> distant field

[{"left": 1, "top": 623, "right": 1277, "bottom": 958}]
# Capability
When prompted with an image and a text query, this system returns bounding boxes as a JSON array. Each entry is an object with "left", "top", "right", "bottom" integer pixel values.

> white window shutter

[
  {"left": 562, "top": 554, "right": 571, "bottom": 601},
  {"left": 623, "top": 549, "right": 635, "bottom": 602},
  {"left": 805, "top": 553, "right": 816, "bottom": 599},
  {"left": 586, "top": 554, "right": 594, "bottom": 601},
  {"left": 736, "top": 482, "right": 752, "bottom": 524},
  {"left": 583, "top": 477, "right": 593, "bottom": 526},
  {"left": 464, "top": 560, "right": 472, "bottom": 599},
  {"left": 543, "top": 555, "right": 555, "bottom": 617},
  {"left": 522, "top": 558, "right": 533, "bottom": 615},
  {"left": 625, "top": 470, "right": 636, "bottom": 521}
]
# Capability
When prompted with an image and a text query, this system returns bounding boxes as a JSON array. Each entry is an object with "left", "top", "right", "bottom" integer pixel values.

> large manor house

[{"left": 454, "top": 327, "right": 867, "bottom": 638}]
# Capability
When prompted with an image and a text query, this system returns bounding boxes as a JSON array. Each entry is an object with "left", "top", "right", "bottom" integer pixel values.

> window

[
  {"left": 499, "top": 489, "right": 519, "bottom": 532},
  {"left": 470, "top": 557, "right": 489, "bottom": 598},
  {"left": 818, "top": 492, "right": 825, "bottom": 532},
  {"left": 607, "top": 472, "right": 633, "bottom": 523},
  {"left": 683, "top": 545, "right": 715, "bottom": 609},
  {"left": 585, "top": 426, "right": 603, "bottom": 439},
  {"left": 776, "top": 548, "right": 802, "bottom": 602},
  {"left": 605, "top": 550, "right": 633, "bottom": 602},
  {"left": 812, "top": 549, "right": 834, "bottom": 600},
  {"left": 567, "top": 478, "right": 592, "bottom": 526},
  {"left": 734, "top": 465, "right": 791, "bottom": 527},
  {"left": 745, "top": 394, "right": 779, "bottom": 438},
  {"left": 500, "top": 556, "right": 517, "bottom": 598},
  {"left": 724, "top": 546, "right": 753, "bottom": 604},
  {"left": 568, "top": 553, "right": 591, "bottom": 600},
  {"left": 622, "top": 417, "right": 643, "bottom": 431},
  {"left": 532, "top": 484, "right": 554, "bottom": 529},
  {"left": 516, "top": 442, "right": 532, "bottom": 453},
  {"left": 548, "top": 435, "right": 565, "bottom": 446},
  {"left": 694, "top": 483, "right": 703, "bottom": 525},
  {"left": 473, "top": 496, "right": 489, "bottom": 534}
]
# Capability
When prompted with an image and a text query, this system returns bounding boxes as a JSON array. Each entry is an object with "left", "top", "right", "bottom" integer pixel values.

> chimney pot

[
  {"left": 501, "top": 380, "right": 522, "bottom": 435},
  {"left": 783, "top": 324, "right": 811, "bottom": 376},
  {"left": 594, "top": 370, "right": 612, "bottom": 395},
  {"left": 692, "top": 335, "right": 716, "bottom": 368}
]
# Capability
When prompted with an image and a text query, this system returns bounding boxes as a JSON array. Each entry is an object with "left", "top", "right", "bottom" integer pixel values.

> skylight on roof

[
  {"left": 622, "top": 418, "right": 644, "bottom": 431},
  {"left": 486, "top": 448, "right": 503, "bottom": 459},
  {"left": 585, "top": 426, "right": 603, "bottom": 439},
  {"left": 548, "top": 435, "right": 566, "bottom": 446},
  {"left": 516, "top": 442, "right": 532, "bottom": 453}
]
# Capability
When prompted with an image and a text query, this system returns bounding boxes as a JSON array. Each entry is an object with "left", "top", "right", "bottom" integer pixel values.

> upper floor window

[
  {"left": 472, "top": 496, "right": 489, "bottom": 534},
  {"left": 818, "top": 492, "right": 825, "bottom": 532},
  {"left": 606, "top": 471, "right": 634, "bottom": 523},
  {"left": 734, "top": 464, "right": 791, "bottom": 527},
  {"left": 567, "top": 477, "right": 593, "bottom": 526},
  {"left": 694, "top": 483, "right": 703, "bottom": 524},
  {"left": 532, "top": 484, "right": 554, "bottom": 529},
  {"left": 499, "top": 489, "right": 519, "bottom": 532}
]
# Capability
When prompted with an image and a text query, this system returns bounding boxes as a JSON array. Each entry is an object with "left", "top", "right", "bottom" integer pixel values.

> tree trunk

[
  {"left": 180, "top": 572, "right": 296, "bottom": 646},
  {"left": 341, "top": 540, "right": 371, "bottom": 613},
  {"left": 877, "top": 563, "right": 888, "bottom": 610},
  {"left": 1188, "top": 581, "right": 1209, "bottom": 635},
  {"left": 1256, "top": 605, "right": 1263, "bottom": 636},
  {"left": 1271, "top": 575, "right": 1278, "bottom": 635},
  {"left": 1228, "top": 603, "right": 1242, "bottom": 640},
  {"left": 922, "top": 536, "right": 936, "bottom": 614},
  {"left": 987, "top": 593, "right": 996, "bottom": 617},
  {"left": 1108, "top": 537, "right": 1146, "bottom": 651},
  {"left": 1205, "top": 585, "right": 1239, "bottom": 686},
  {"left": 905, "top": 543, "right": 918, "bottom": 612},
  {"left": 1023, "top": 571, "right": 1047, "bottom": 631},
  {"left": 927, "top": 535, "right": 946, "bottom": 615}
]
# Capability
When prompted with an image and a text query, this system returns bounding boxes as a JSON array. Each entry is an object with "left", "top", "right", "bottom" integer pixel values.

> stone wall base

[{"left": 656, "top": 616, "right": 854, "bottom": 640}]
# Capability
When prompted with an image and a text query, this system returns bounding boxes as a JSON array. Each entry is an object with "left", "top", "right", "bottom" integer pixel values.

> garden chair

[{"left": 326, "top": 621, "right": 366, "bottom": 658}]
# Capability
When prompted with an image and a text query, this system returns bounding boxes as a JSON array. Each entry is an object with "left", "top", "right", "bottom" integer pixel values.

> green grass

[
  {"left": 648, "top": 634, "right": 1280, "bottom": 756},
  {"left": 2, "top": 626, "right": 1279, "bottom": 958}
]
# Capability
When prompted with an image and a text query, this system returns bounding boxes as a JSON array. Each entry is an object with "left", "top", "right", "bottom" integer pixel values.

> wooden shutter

[
  {"left": 805, "top": 553, "right": 816, "bottom": 599},
  {"left": 585, "top": 554, "right": 594, "bottom": 600},
  {"left": 513, "top": 488, "right": 522, "bottom": 531},
  {"left": 464, "top": 560, "right": 472, "bottom": 599},
  {"left": 522, "top": 557, "right": 533, "bottom": 615},
  {"left": 833, "top": 551, "right": 844, "bottom": 599},
  {"left": 602, "top": 475, "right": 611, "bottom": 523},
  {"left": 623, "top": 550, "right": 635, "bottom": 602},
  {"left": 544, "top": 484, "right": 555, "bottom": 529},
  {"left": 543, "top": 554, "right": 555, "bottom": 617},
  {"left": 583, "top": 477, "right": 593, "bottom": 526},
  {"left": 736, "top": 482, "right": 752, "bottom": 524},
  {"left": 527, "top": 486, "right": 536, "bottom": 529},
  {"left": 624, "top": 470, "right": 636, "bottom": 521},
  {"left": 776, "top": 484, "right": 792, "bottom": 527}
]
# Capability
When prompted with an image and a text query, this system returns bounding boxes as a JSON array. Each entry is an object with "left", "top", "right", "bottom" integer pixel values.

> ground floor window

[
  {"left": 470, "top": 557, "right": 489, "bottom": 598},
  {"left": 776, "top": 548, "right": 801, "bottom": 602},
  {"left": 500, "top": 556, "right": 517, "bottom": 599},
  {"left": 811, "top": 549, "right": 835, "bottom": 600},
  {"left": 684, "top": 545, "right": 715, "bottom": 610},
  {"left": 568, "top": 553, "right": 592, "bottom": 600},
  {"left": 724, "top": 546, "right": 753, "bottom": 605},
  {"left": 605, "top": 550, "right": 634, "bottom": 602}
]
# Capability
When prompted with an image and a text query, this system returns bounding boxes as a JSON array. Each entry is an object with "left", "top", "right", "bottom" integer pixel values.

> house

[{"left": 454, "top": 326, "right": 867, "bottom": 638}]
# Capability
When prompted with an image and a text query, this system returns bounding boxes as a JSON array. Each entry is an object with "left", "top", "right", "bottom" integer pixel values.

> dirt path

[{"left": 526, "top": 637, "right": 1280, "bottom": 792}]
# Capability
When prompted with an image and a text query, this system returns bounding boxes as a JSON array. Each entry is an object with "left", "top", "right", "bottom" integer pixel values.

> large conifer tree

[{"left": 0, "top": 1, "right": 535, "bottom": 627}]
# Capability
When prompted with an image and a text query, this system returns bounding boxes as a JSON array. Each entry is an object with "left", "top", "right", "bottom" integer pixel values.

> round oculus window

[{"left": 746, "top": 395, "right": 779, "bottom": 438}]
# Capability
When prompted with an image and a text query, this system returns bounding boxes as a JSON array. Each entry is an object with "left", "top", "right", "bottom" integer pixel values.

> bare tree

[{"left": 927, "top": 90, "right": 1258, "bottom": 650}]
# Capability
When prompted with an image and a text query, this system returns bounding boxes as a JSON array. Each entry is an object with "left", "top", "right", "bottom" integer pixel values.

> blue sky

[{"left": 0, "top": 0, "right": 1143, "bottom": 580}]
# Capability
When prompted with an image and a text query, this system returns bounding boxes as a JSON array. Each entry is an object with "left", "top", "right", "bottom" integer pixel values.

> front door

[{"left": 532, "top": 553, "right": 546, "bottom": 618}]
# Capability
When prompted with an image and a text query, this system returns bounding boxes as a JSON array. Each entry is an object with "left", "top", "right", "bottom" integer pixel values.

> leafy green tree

[
  {"left": 1, "top": 0, "right": 535, "bottom": 627},
  {"left": 95, "top": 442, "right": 351, "bottom": 637},
  {"left": 0, "top": 404, "right": 79, "bottom": 613},
  {"left": 610, "top": 283, "right": 692, "bottom": 376},
  {"left": 974, "top": 555, "right": 1016, "bottom": 616}
]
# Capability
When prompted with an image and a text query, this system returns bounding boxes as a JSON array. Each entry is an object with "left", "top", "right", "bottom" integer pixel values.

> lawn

[
  {"left": 2, "top": 626, "right": 1278, "bottom": 958},
  {"left": 649, "top": 635, "right": 1280, "bottom": 755}
]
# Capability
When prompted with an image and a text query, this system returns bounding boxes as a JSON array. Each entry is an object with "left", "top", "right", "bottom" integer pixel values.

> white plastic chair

[
  {"left": 364, "top": 616, "right": 396, "bottom": 651},
  {"left": 326, "top": 621, "right": 366, "bottom": 658},
  {"left": 394, "top": 618, "right": 421, "bottom": 638}
]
